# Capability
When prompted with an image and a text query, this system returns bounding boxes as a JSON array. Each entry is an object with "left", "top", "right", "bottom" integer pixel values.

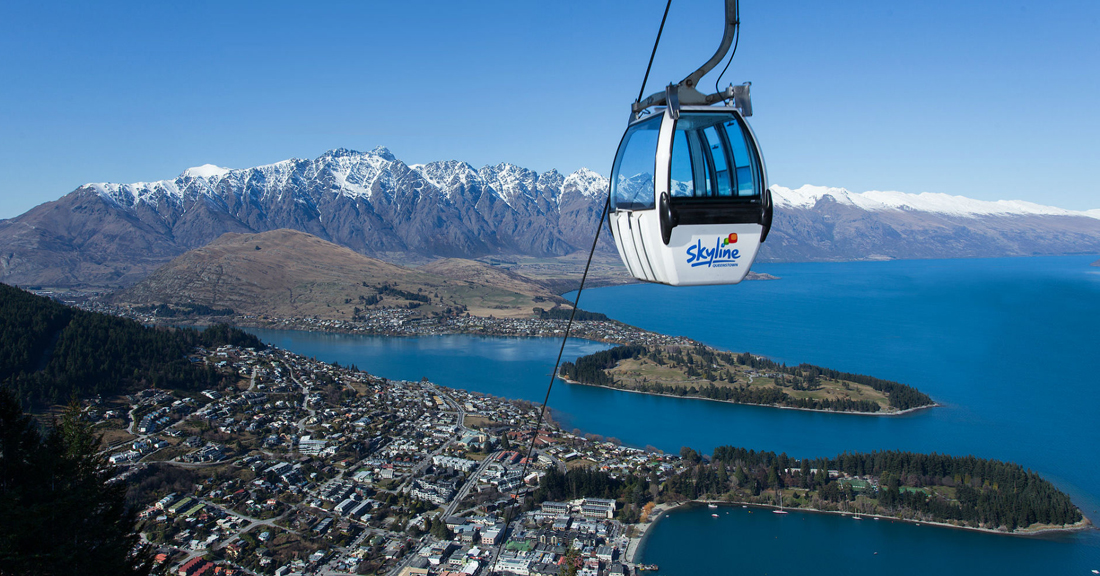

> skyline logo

[{"left": 685, "top": 235, "right": 741, "bottom": 268}]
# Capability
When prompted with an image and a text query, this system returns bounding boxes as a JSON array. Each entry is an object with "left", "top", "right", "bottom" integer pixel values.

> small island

[{"left": 560, "top": 344, "right": 935, "bottom": 414}]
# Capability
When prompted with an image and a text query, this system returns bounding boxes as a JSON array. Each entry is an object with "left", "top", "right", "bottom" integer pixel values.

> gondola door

[{"left": 610, "top": 114, "right": 665, "bottom": 283}]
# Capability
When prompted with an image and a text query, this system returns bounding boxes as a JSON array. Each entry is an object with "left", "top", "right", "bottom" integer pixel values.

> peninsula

[
  {"left": 648, "top": 445, "right": 1088, "bottom": 536},
  {"left": 560, "top": 344, "right": 935, "bottom": 414}
]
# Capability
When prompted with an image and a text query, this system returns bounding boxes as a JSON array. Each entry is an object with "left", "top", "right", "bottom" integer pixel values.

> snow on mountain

[
  {"left": 771, "top": 185, "right": 1100, "bottom": 220},
  {"left": 182, "top": 164, "right": 231, "bottom": 179},
  {"left": 561, "top": 168, "right": 608, "bottom": 202},
  {"left": 478, "top": 163, "right": 541, "bottom": 208},
  {"left": 6, "top": 145, "right": 1100, "bottom": 290},
  {"left": 412, "top": 160, "right": 479, "bottom": 200},
  {"left": 79, "top": 155, "right": 1098, "bottom": 223},
  {"left": 316, "top": 147, "right": 397, "bottom": 200}
]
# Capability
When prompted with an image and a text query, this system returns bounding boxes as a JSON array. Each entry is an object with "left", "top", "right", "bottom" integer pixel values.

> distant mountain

[
  {"left": 108, "top": 229, "right": 566, "bottom": 320},
  {"left": 764, "top": 185, "right": 1100, "bottom": 262},
  {"left": 2, "top": 147, "right": 1099, "bottom": 289},
  {"left": 0, "top": 147, "right": 608, "bottom": 288}
]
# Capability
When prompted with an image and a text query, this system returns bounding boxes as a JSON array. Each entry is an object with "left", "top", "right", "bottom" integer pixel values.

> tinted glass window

[
  {"left": 670, "top": 131, "right": 694, "bottom": 197},
  {"left": 611, "top": 118, "right": 660, "bottom": 210},
  {"left": 670, "top": 113, "right": 760, "bottom": 201},
  {"left": 703, "top": 126, "right": 732, "bottom": 197},
  {"left": 723, "top": 117, "right": 760, "bottom": 197}
]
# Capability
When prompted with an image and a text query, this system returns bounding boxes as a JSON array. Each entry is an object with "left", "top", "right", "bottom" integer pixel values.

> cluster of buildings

[
  {"left": 93, "top": 295, "right": 700, "bottom": 350},
  {"left": 486, "top": 500, "right": 631, "bottom": 576},
  {"left": 88, "top": 339, "right": 692, "bottom": 576}
]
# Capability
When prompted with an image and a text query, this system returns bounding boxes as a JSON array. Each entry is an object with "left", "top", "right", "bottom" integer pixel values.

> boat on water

[
  {"left": 708, "top": 503, "right": 718, "bottom": 509},
  {"left": 711, "top": 513, "right": 719, "bottom": 517},
  {"left": 772, "top": 489, "right": 788, "bottom": 513},
  {"left": 853, "top": 515, "right": 862, "bottom": 520}
]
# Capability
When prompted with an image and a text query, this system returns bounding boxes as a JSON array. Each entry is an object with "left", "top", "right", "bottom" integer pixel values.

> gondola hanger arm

[{"left": 631, "top": 0, "right": 750, "bottom": 116}]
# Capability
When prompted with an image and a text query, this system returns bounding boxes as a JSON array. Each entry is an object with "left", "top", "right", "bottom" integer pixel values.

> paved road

[
  {"left": 443, "top": 454, "right": 498, "bottom": 518},
  {"left": 397, "top": 388, "right": 466, "bottom": 492},
  {"left": 169, "top": 497, "right": 294, "bottom": 576}
]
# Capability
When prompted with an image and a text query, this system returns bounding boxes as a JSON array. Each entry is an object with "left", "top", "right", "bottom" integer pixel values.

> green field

[
  {"left": 560, "top": 344, "right": 935, "bottom": 413},
  {"left": 608, "top": 349, "right": 892, "bottom": 411}
]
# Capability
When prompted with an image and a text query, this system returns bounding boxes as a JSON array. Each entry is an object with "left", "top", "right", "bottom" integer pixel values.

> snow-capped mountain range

[
  {"left": 2, "top": 147, "right": 1099, "bottom": 288},
  {"left": 770, "top": 185, "right": 1100, "bottom": 220}
]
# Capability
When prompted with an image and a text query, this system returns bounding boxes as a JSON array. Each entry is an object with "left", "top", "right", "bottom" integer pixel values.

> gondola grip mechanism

[{"left": 665, "top": 84, "right": 681, "bottom": 120}]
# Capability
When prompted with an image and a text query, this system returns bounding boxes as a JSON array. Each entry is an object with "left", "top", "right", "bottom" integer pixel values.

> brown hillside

[
  {"left": 419, "top": 258, "right": 554, "bottom": 296},
  {"left": 109, "top": 229, "right": 564, "bottom": 320}
]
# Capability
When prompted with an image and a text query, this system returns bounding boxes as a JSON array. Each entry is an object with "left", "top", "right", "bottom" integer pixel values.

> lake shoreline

[
  {"left": 629, "top": 499, "right": 1094, "bottom": 562},
  {"left": 558, "top": 376, "right": 938, "bottom": 417}
]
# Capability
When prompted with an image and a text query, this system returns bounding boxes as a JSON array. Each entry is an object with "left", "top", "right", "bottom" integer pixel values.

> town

[
  {"left": 72, "top": 295, "right": 698, "bottom": 348},
  {"left": 93, "top": 342, "right": 686, "bottom": 576}
]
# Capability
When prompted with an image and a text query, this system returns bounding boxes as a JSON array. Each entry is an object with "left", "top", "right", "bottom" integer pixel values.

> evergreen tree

[{"left": 0, "top": 388, "right": 153, "bottom": 575}]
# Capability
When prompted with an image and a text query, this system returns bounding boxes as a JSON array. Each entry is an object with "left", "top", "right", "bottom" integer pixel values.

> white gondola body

[{"left": 610, "top": 106, "right": 770, "bottom": 286}]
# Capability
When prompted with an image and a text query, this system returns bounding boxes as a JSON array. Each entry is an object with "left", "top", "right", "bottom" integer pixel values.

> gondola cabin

[{"left": 609, "top": 104, "right": 773, "bottom": 286}]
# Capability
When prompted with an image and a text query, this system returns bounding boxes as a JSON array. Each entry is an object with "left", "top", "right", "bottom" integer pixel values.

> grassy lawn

[
  {"left": 605, "top": 347, "right": 891, "bottom": 411},
  {"left": 99, "top": 427, "right": 137, "bottom": 448},
  {"left": 566, "top": 458, "right": 598, "bottom": 470},
  {"left": 463, "top": 415, "right": 498, "bottom": 429}
]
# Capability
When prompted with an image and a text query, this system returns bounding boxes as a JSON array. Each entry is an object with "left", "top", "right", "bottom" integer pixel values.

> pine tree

[{"left": 0, "top": 389, "right": 153, "bottom": 575}]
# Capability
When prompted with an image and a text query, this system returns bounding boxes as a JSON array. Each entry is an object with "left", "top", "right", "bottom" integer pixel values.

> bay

[{"left": 246, "top": 254, "right": 1100, "bottom": 572}]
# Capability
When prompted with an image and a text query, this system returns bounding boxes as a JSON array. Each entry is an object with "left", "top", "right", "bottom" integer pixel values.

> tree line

[
  {"left": 131, "top": 303, "right": 235, "bottom": 317},
  {"left": 534, "top": 307, "right": 610, "bottom": 321},
  {"left": 665, "top": 446, "right": 1083, "bottom": 531},
  {"left": 0, "top": 283, "right": 265, "bottom": 408}
]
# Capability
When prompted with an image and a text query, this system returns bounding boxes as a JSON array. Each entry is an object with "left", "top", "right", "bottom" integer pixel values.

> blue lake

[{"left": 248, "top": 254, "right": 1100, "bottom": 573}]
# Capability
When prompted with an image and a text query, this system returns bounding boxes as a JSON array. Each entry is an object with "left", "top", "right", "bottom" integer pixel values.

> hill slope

[
  {"left": 0, "top": 283, "right": 261, "bottom": 407},
  {"left": 108, "top": 229, "right": 567, "bottom": 320}
]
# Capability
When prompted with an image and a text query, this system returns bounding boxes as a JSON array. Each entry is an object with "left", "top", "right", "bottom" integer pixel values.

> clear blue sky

[{"left": 1, "top": 0, "right": 1097, "bottom": 219}]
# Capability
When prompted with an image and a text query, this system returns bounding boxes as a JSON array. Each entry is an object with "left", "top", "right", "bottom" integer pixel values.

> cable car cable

[
  {"left": 637, "top": 0, "right": 674, "bottom": 104},
  {"left": 489, "top": 2, "right": 675, "bottom": 553},
  {"left": 491, "top": 193, "right": 612, "bottom": 566}
]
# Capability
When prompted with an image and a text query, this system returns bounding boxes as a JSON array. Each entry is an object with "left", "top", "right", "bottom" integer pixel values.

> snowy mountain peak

[
  {"left": 562, "top": 168, "right": 609, "bottom": 199},
  {"left": 369, "top": 146, "right": 396, "bottom": 162},
  {"left": 412, "top": 160, "right": 479, "bottom": 197},
  {"left": 770, "top": 185, "right": 1100, "bottom": 220},
  {"left": 182, "top": 164, "right": 231, "bottom": 179},
  {"left": 479, "top": 163, "right": 540, "bottom": 207}
]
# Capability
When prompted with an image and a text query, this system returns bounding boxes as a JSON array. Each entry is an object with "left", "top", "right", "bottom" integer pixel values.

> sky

[{"left": 1, "top": 0, "right": 1098, "bottom": 219}]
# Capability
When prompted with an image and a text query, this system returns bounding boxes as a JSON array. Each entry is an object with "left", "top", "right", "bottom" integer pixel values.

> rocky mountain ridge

[{"left": 2, "top": 147, "right": 1099, "bottom": 289}]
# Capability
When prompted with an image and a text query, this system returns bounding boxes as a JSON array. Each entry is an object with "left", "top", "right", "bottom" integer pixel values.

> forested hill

[
  {"left": 670, "top": 447, "right": 1085, "bottom": 532},
  {"left": 560, "top": 344, "right": 934, "bottom": 413},
  {"left": 526, "top": 447, "right": 1084, "bottom": 533},
  {"left": 0, "top": 283, "right": 263, "bottom": 407}
]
